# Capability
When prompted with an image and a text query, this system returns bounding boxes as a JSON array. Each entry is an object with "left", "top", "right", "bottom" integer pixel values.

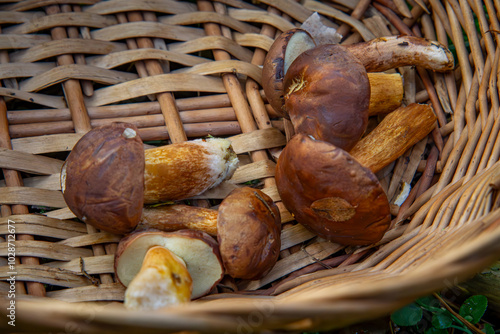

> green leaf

[
  {"left": 425, "top": 327, "right": 449, "bottom": 334},
  {"left": 431, "top": 311, "right": 454, "bottom": 329},
  {"left": 416, "top": 295, "right": 438, "bottom": 309},
  {"left": 391, "top": 303, "right": 423, "bottom": 327},
  {"left": 459, "top": 295, "right": 488, "bottom": 324},
  {"left": 482, "top": 323, "right": 495, "bottom": 334}
]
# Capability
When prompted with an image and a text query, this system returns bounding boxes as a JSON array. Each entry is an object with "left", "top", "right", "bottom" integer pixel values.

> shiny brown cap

[
  {"left": 284, "top": 44, "right": 370, "bottom": 151},
  {"left": 61, "top": 122, "right": 145, "bottom": 234},
  {"left": 276, "top": 134, "right": 391, "bottom": 246},
  {"left": 217, "top": 186, "right": 281, "bottom": 280}
]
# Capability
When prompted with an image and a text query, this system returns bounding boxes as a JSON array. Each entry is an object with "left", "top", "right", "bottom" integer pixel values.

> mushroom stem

[
  {"left": 143, "top": 137, "right": 239, "bottom": 204},
  {"left": 124, "top": 245, "right": 193, "bottom": 310},
  {"left": 367, "top": 73, "right": 403, "bottom": 116},
  {"left": 350, "top": 103, "right": 437, "bottom": 173},
  {"left": 344, "top": 35, "right": 455, "bottom": 72},
  {"left": 138, "top": 204, "right": 218, "bottom": 237}
]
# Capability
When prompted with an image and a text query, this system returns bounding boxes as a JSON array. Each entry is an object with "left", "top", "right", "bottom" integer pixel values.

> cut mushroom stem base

[{"left": 124, "top": 246, "right": 193, "bottom": 310}]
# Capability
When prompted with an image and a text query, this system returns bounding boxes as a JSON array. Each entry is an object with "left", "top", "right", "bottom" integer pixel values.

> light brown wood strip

[
  {"left": 168, "top": 36, "right": 253, "bottom": 62},
  {"left": 11, "top": 133, "right": 83, "bottom": 154},
  {"left": 175, "top": 59, "right": 262, "bottom": 84},
  {"left": 280, "top": 224, "right": 316, "bottom": 251},
  {"left": 4, "top": 12, "right": 117, "bottom": 34},
  {"left": 0, "top": 174, "right": 62, "bottom": 191},
  {"left": 303, "top": 0, "right": 376, "bottom": 41},
  {"left": 257, "top": 0, "right": 314, "bottom": 23},
  {"left": 229, "top": 128, "right": 286, "bottom": 154},
  {"left": 91, "top": 21, "right": 204, "bottom": 42},
  {"left": 58, "top": 233, "right": 121, "bottom": 248},
  {"left": 0, "top": 148, "right": 64, "bottom": 175},
  {"left": 20, "top": 64, "right": 138, "bottom": 92},
  {"left": 0, "top": 87, "right": 66, "bottom": 109},
  {"left": 44, "top": 255, "right": 114, "bottom": 275},
  {"left": 46, "top": 283, "right": 126, "bottom": 302},
  {"left": 0, "top": 34, "right": 51, "bottom": 50},
  {"left": 0, "top": 265, "right": 91, "bottom": 288},
  {"left": 160, "top": 12, "right": 260, "bottom": 34},
  {"left": 228, "top": 9, "right": 295, "bottom": 32},
  {"left": 10, "top": 39, "right": 127, "bottom": 63},
  {"left": 0, "top": 222, "right": 82, "bottom": 240},
  {"left": 261, "top": 185, "right": 280, "bottom": 202},
  {"left": 0, "top": 63, "right": 55, "bottom": 80},
  {"left": 233, "top": 33, "right": 273, "bottom": 52},
  {"left": 85, "top": 0, "right": 197, "bottom": 15},
  {"left": 0, "top": 187, "right": 66, "bottom": 208},
  {"left": 0, "top": 240, "right": 92, "bottom": 261},
  {"left": 88, "top": 48, "right": 210, "bottom": 69},
  {"left": 0, "top": 0, "right": 98, "bottom": 11},
  {"left": 44, "top": 208, "right": 76, "bottom": 220},
  {"left": 229, "top": 160, "right": 276, "bottom": 184},
  {"left": 0, "top": 214, "right": 86, "bottom": 234},
  {"left": 0, "top": 11, "right": 44, "bottom": 24},
  {"left": 85, "top": 73, "right": 226, "bottom": 106}
]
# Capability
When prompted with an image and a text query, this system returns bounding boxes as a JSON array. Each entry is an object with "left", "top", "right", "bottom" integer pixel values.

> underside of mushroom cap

[{"left": 115, "top": 229, "right": 224, "bottom": 299}]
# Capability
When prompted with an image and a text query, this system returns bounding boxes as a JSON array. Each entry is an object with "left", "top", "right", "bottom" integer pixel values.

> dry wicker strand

[
  {"left": 116, "top": 12, "right": 156, "bottom": 102},
  {"left": 45, "top": 5, "right": 91, "bottom": 134},
  {"left": 0, "top": 46, "right": 45, "bottom": 296},
  {"left": 127, "top": 11, "right": 187, "bottom": 143},
  {"left": 302, "top": 0, "right": 376, "bottom": 41},
  {"left": 459, "top": 0, "right": 484, "bottom": 83},
  {"left": 0, "top": 148, "right": 64, "bottom": 175},
  {"left": 446, "top": 0, "right": 473, "bottom": 95},
  {"left": 372, "top": 2, "right": 413, "bottom": 35},
  {"left": 66, "top": 5, "right": 94, "bottom": 97}
]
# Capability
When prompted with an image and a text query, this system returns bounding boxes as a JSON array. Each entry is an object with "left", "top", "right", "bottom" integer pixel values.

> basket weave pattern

[{"left": 0, "top": 0, "right": 499, "bottom": 332}]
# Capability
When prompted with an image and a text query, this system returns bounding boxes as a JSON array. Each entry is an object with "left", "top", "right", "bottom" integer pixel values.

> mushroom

[
  {"left": 262, "top": 28, "right": 317, "bottom": 118},
  {"left": 262, "top": 29, "right": 405, "bottom": 121},
  {"left": 275, "top": 134, "right": 391, "bottom": 246},
  {"left": 262, "top": 30, "right": 454, "bottom": 150},
  {"left": 284, "top": 43, "right": 370, "bottom": 151},
  {"left": 115, "top": 229, "right": 224, "bottom": 310},
  {"left": 61, "top": 122, "right": 238, "bottom": 234},
  {"left": 217, "top": 187, "right": 281, "bottom": 280}
]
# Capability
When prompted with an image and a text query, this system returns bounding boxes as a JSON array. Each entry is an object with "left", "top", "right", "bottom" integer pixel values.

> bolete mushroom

[
  {"left": 217, "top": 187, "right": 281, "bottom": 280},
  {"left": 275, "top": 134, "right": 391, "bottom": 246},
  {"left": 263, "top": 30, "right": 454, "bottom": 150},
  {"left": 115, "top": 229, "right": 224, "bottom": 310},
  {"left": 61, "top": 122, "right": 238, "bottom": 234},
  {"left": 262, "top": 28, "right": 404, "bottom": 120},
  {"left": 284, "top": 43, "right": 370, "bottom": 151}
]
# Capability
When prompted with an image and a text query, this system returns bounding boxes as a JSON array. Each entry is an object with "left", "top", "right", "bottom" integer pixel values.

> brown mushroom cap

[
  {"left": 61, "top": 122, "right": 144, "bottom": 234},
  {"left": 275, "top": 134, "right": 391, "bottom": 246},
  {"left": 217, "top": 187, "right": 281, "bottom": 280},
  {"left": 262, "top": 28, "right": 316, "bottom": 118},
  {"left": 284, "top": 44, "right": 370, "bottom": 151},
  {"left": 115, "top": 229, "right": 224, "bottom": 299}
]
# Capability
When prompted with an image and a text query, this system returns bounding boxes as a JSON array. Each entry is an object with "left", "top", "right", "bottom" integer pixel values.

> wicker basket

[{"left": 0, "top": 0, "right": 499, "bottom": 332}]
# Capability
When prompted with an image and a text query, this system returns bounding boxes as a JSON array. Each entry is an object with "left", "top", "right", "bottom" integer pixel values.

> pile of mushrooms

[
  {"left": 61, "top": 123, "right": 281, "bottom": 310},
  {"left": 263, "top": 29, "right": 454, "bottom": 245}
]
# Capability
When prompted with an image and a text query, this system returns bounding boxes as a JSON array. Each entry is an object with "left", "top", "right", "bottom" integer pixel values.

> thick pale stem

[
  {"left": 124, "top": 246, "right": 192, "bottom": 310},
  {"left": 143, "top": 137, "right": 238, "bottom": 204},
  {"left": 350, "top": 103, "right": 437, "bottom": 173},
  {"left": 139, "top": 205, "right": 218, "bottom": 236},
  {"left": 344, "top": 35, "right": 455, "bottom": 73},
  {"left": 367, "top": 73, "right": 403, "bottom": 116}
]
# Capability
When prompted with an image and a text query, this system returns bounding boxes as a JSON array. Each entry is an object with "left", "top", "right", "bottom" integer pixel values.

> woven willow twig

[{"left": 0, "top": 0, "right": 500, "bottom": 332}]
